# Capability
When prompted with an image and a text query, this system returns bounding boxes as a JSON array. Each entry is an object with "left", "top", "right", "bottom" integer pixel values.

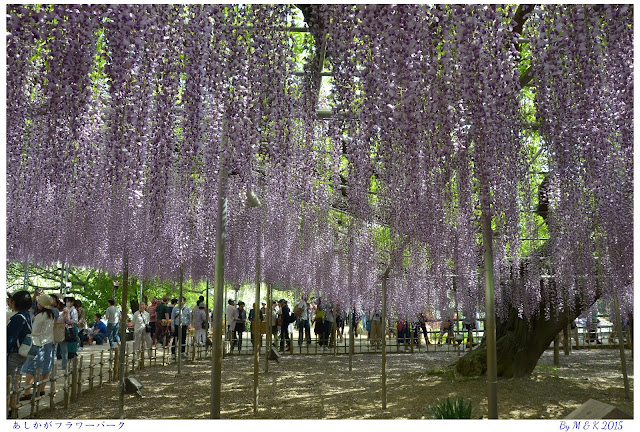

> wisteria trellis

[{"left": 6, "top": 4, "right": 633, "bottom": 321}]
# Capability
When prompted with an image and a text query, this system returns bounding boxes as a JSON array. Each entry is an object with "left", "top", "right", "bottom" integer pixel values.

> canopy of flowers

[{"left": 6, "top": 4, "right": 633, "bottom": 320}]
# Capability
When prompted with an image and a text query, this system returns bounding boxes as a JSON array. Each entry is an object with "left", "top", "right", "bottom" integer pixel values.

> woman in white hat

[{"left": 20, "top": 294, "right": 56, "bottom": 400}]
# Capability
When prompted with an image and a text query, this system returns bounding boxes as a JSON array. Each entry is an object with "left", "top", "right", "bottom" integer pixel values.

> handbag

[
  {"left": 65, "top": 327, "right": 77, "bottom": 343},
  {"left": 19, "top": 334, "right": 41, "bottom": 358},
  {"left": 53, "top": 322, "right": 66, "bottom": 343},
  {"left": 16, "top": 315, "right": 40, "bottom": 358},
  {"left": 141, "top": 312, "right": 152, "bottom": 333}
]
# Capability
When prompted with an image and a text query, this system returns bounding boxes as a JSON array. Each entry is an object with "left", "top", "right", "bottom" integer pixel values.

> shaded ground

[{"left": 38, "top": 348, "right": 633, "bottom": 419}]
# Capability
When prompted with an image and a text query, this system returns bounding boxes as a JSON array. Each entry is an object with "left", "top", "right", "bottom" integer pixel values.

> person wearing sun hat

[{"left": 20, "top": 294, "right": 56, "bottom": 400}]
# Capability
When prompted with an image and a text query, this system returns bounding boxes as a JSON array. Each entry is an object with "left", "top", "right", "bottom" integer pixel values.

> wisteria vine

[{"left": 6, "top": 5, "right": 633, "bottom": 323}]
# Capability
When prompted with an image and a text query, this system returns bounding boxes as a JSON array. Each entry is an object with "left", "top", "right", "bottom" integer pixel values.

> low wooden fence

[
  {"left": 6, "top": 338, "right": 212, "bottom": 420},
  {"left": 7, "top": 324, "right": 631, "bottom": 419}
]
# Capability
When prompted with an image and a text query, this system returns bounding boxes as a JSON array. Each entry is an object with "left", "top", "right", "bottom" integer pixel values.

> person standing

[
  {"left": 21, "top": 294, "right": 56, "bottom": 399},
  {"left": 278, "top": 299, "right": 291, "bottom": 352},
  {"left": 148, "top": 298, "right": 158, "bottom": 344},
  {"left": 397, "top": 318, "right": 410, "bottom": 350},
  {"left": 418, "top": 312, "right": 430, "bottom": 345},
  {"left": 335, "top": 302, "right": 345, "bottom": 342},
  {"left": 271, "top": 301, "right": 279, "bottom": 343},
  {"left": 7, "top": 291, "right": 32, "bottom": 415},
  {"left": 193, "top": 302, "right": 208, "bottom": 346},
  {"left": 233, "top": 301, "right": 247, "bottom": 353},
  {"left": 248, "top": 302, "right": 264, "bottom": 348},
  {"left": 294, "top": 296, "right": 311, "bottom": 346},
  {"left": 74, "top": 300, "right": 87, "bottom": 348},
  {"left": 155, "top": 295, "right": 170, "bottom": 347},
  {"left": 437, "top": 317, "right": 454, "bottom": 344},
  {"left": 132, "top": 302, "right": 152, "bottom": 360},
  {"left": 314, "top": 298, "right": 326, "bottom": 346},
  {"left": 226, "top": 299, "right": 236, "bottom": 342},
  {"left": 324, "top": 298, "right": 336, "bottom": 348},
  {"left": 369, "top": 309, "right": 383, "bottom": 350},
  {"left": 104, "top": 299, "right": 121, "bottom": 348},
  {"left": 171, "top": 297, "right": 190, "bottom": 359},
  {"left": 462, "top": 313, "right": 475, "bottom": 348},
  {"left": 63, "top": 297, "right": 79, "bottom": 363}
]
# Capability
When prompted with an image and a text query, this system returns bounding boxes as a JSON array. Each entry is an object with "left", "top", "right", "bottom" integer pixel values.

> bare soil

[{"left": 37, "top": 347, "right": 633, "bottom": 420}]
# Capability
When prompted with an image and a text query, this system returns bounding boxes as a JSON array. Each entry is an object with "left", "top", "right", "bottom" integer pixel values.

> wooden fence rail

[{"left": 6, "top": 325, "right": 630, "bottom": 419}]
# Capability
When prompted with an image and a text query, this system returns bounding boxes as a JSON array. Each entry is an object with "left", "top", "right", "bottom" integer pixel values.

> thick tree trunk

[{"left": 454, "top": 305, "right": 587, "bottom": 378}]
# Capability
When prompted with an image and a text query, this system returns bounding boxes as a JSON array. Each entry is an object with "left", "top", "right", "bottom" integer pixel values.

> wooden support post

[
  {"left": 482, "top": 204, "right": 498, "bottom": 419},
  {"left": 99, "top": 351, "right": 104, "bottom": 387},
  {"left": 63, "top": 364, "right": 70, "bottom": 409},
  {"left": 71, "top": 357, "right": 79, "bottom": 402},
  {"left": 50, "top": 363, "right": 57, "bottom": 410},
  {"left": 177, "top": 263, "right": 184, "bottom": 374},
  {"left": 210, "top": 154, "right": 228, "bottom": 419},
  {"left": 265, "top": 284, "right": 271, "bottom": 373},
  {"left": 77, "top": 356, "right": 84, "bottom": 399},
  {"left": 613, "top": 295, "right": 630, "bottom": 399},
  {"left": 30, "top": 369, "right": 40, "bottom": 418},
  {"left": 253, "top": 220, "right": 262, "bottom": 414},
  {"left": 118, "top": 249, "right": 129, "bottom": 419},
  {"left": 191, "top": 334, "right": 196, "bottom": 362},
  {"left": 89, "top": 353, "right": 95, "bottom": 390},
  {"left": 349, "top": 311, "right": 354, "bottom": 372},
  {"left": 109, "top": 347, "right": 114, "bottom": 382},
  {"left": 563, "top": 326, "right": 570, "bottom": 355},
  {"left": 381, "top": 273, "right": 388, "bottom": 411},
  {"left": 553, "top": 334, "right": 560, "bottom": 366},
  {"left": 139, "top": 346, "right": 145, "bottom": 370},
  {"left": 332, "top": 320, "right": 337, "bottom": 356}
]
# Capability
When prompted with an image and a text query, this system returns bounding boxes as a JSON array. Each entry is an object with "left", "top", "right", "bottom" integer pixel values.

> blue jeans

[
  {"left": 297, "top": 319, "right": 311, "bottom": 345},
  {"left": 106, "top": 323, "right": 120, "bottom": 347},
  {"left": 59, "top": 343, "right": 68, "bottom": 369}
]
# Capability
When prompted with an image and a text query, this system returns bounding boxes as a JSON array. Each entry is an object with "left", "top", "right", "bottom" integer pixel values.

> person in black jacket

[
  {"left": 233, "top": 301, "right": 247, "bottom": 353},
  {"left": 248, "top": 302, "right": 264, "bottom": 348},
  {"left": 7, "top": 290, "right": 32, "bottom": 418},
  {"left": 278, "top": 299, "right": 291, "bottom": 352}
]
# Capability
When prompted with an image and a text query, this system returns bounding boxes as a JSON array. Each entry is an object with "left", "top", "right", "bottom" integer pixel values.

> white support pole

[
  {"left": 253, "top": 219, "right": 262, "bottom": 413},
  {"left": 177, "top": 263, "right": 183, "bottom": 374},
  {"left": 210, "top": 163, "right": 228, "bottom": 419},
  {"left": 117, "top": 250, "right": 129, "bottom": 419},
  {"left": 482, "top": 206, "right": 498, "bottom": 419},
  {"left": 613, "top": 293, "right": 630, "bottom": 398}
]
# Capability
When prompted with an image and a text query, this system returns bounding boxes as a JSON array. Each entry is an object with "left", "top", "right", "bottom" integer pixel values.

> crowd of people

[
  {"left": 7, "top": 286, "right": 475, "bottom": 388},
  {"left": 6, "top": 289, "right": 82, "bottom": 414}
]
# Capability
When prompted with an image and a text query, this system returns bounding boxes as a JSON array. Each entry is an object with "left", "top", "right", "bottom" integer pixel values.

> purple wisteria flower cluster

[{"left": 6, "top": 5, "right": 632, "bottom": 321}]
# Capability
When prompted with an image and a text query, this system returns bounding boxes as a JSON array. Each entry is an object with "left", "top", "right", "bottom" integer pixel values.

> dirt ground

[{"left": 37, "top": 347, "right": 633, "bottom": 420}]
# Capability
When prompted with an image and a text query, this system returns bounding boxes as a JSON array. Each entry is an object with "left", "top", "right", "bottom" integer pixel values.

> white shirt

[
  {"left": 171, "top": 305, "right": 191, "bottom": 330},
  {"left": 105, "top": 305, "right": 121, "bottom": 324},
  {"left": 228, "top": 307, "right": 239, "bottom": 329},
  {"left": 226, "top": 305, "right": 236, "bottom": 326},
  {"left": 294, "top": 300, "right": 309, "bottom": 320},
  {"left": 31, "top": 311, "right": 55, "bottom": 346},
  {"left": 132, "top": 310, "right": 150, "bottom": 332},
  {"left": 64, "top": 306, "right": 78, "bottom": 327}
]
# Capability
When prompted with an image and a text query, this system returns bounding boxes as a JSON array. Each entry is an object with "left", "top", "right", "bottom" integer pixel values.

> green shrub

[{"left": 426, "top": 397, "right": 473, "bottom": 419}]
